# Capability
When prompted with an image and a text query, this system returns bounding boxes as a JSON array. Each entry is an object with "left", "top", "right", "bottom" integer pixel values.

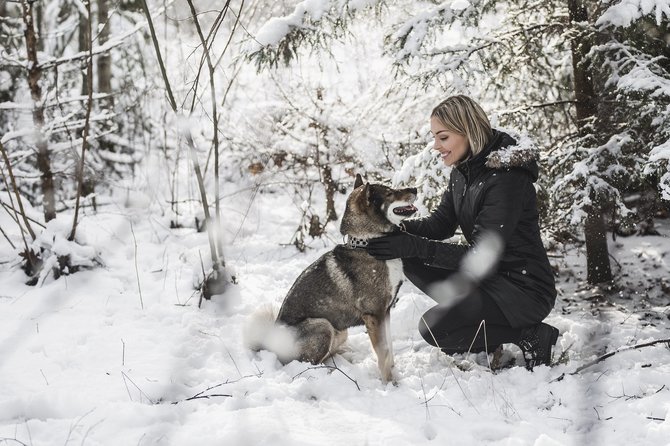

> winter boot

[{"left": 518, "top": 322, "right": 559, "bottom": 371}]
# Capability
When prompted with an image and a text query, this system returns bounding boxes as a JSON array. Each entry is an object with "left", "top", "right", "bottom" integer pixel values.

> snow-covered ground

[{"left": 1, "top": 186, "right": 669, "bottom": 445}]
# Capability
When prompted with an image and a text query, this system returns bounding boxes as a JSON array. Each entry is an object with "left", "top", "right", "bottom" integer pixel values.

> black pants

[{"left": 404, "top": 258, "right": 524, "bottom": 354}]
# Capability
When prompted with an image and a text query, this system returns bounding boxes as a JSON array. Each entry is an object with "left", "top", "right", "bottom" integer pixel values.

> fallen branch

[
  {"left": 172, "top": 374, "right": 260, "bottom": 404},
  {"left": 551, "top": 338, "right": 670, "bottom": 382},
  {"left": 292, "top": 358, "right": 361, "bottom": 391}
]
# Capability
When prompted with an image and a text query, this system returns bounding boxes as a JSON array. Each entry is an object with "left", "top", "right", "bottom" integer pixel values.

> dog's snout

[{"left": 407, "top": 187, "right": 418, "bottom": 196}]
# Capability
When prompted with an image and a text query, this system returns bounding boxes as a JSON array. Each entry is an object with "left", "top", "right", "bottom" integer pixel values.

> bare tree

[{"left": 20, "top": 0, "right": 56, "bottom": 223}]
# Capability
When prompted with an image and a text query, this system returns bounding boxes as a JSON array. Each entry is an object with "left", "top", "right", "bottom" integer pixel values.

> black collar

[{"left": 346, "top": 236, "right": 369, "bottom": 249}]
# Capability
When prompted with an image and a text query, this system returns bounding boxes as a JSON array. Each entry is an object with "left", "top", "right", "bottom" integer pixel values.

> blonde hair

[{"left": 431, "top": 95, "right": 493, "bottom": 158}]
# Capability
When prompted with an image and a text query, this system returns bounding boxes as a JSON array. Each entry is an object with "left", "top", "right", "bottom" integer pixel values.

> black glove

[{"left": 366, "top": 232, "right": 434, "bottom": 261}]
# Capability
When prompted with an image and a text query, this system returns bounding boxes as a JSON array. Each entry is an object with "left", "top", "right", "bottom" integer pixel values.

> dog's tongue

[{"left": 392, "top": 204, "right": 418, "bottom": 216}]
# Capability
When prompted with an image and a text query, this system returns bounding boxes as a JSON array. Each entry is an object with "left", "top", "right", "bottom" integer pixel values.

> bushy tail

[{"left": 243, "top": 304, "right": 299, "bottom": 363}]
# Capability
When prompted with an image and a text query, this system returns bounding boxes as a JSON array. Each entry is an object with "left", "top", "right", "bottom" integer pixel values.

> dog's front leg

[
  {"left": 363, "top": 313, "right": 395, "bottom": 384},
  {"left": 383, "top": 308, "right": 395, "bottom": 371}
]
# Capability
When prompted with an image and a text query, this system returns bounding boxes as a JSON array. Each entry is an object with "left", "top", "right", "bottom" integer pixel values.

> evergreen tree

[{"left": 249, "top": 0, "right": 670, "bottom": 285}]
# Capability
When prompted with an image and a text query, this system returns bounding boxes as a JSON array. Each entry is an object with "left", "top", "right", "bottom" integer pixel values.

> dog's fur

[{"left": 245, "top": 174, "right": 417, "bottom": 383}]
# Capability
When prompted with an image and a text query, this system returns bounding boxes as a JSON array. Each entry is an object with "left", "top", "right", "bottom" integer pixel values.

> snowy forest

[{"left": 1, "top": 0, "right": 669, "bottom": 444}]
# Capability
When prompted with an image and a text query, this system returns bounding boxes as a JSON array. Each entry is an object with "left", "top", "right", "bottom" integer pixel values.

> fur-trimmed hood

[{"left": 459, "top": 129, "right": 540, "bottom": 182}]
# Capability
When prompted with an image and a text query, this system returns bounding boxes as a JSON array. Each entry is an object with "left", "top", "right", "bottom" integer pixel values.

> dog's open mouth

[{"left": 392, "top": 204, "right": 418, "bottom": 216}]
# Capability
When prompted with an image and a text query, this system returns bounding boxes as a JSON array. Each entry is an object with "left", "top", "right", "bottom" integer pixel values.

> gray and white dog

[{"left": 245, "top": 174, "right": 417, "bottom": 383}]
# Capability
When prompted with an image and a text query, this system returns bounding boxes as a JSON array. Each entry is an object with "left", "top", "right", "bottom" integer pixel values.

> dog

[{"left": 245, "top": 174, "right": 418, "bottom": 383}]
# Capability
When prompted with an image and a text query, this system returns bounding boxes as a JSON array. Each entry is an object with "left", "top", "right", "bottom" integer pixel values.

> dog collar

[{"left": 346, "top": 236, "right": 369, "bottom": 249}]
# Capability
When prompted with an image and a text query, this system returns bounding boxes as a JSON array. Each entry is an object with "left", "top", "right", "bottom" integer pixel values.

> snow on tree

[{"left": 248, "top": 0, "right": 670, "bottom": 286}]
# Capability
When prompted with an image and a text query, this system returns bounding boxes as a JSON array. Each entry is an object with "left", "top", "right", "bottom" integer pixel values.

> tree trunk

[
  {"left": 78, "top": 8, "right": 89, "bottom": 96},
  {"left": 322, "top": 165, "right": 338, "bottom": 222},
  {"left": 97, "top": 0, "right": 112, "bottom": 98},
  {"left": 568, "top": 0, "right": 612, "bottom": 284},
  {"left": 568, "top": 0, "right": 597, "bottom": 128},
  {"left": 584, "top": 205, "right": 612, "bottom": 283},
  {"left": 21, "top": 0, "right": 56, "bottom": 222}
]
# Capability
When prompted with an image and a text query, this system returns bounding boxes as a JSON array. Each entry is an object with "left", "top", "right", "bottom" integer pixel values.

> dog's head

[{"left": 340, "top": 174, "right": 418, "bottom": 237}]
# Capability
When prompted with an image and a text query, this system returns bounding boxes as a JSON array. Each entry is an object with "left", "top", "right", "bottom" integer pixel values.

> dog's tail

[{"left": 243, "top": 304, "right": 299, "bottom": 363}]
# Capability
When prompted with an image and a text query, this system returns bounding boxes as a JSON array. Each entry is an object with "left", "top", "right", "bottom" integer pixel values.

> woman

[{"left": 366, "top": 95, "right": 559, "bottom": 370}]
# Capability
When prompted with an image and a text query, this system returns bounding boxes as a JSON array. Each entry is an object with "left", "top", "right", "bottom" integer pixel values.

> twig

[
  {"left": 0, "top": 140, "right": 36, "bottom": 240},
  {"left": 292, "top": 357, "right": 361, "bottom": 391},
  {"left": 121, "top": 371, "right": 154, "bottom": 404},
  {"left": 197, "top": 250, "right": 206, "bottom": 308},
  {"left": 184, "top": 133, "right": 221, "bottom": 272},
  {"left": 0, "top": 224, "right": 16, "bottom": 249},
  {"left": 551, "top": 338, "right": 670, "bottom": 382},
  {"left": 417, "top": 305, "right": 479, "bottom": 414},
  {"left": 129, "top": 222, "right": 144, "bottom": 309},
  {"left": 140, "top": 0, "right": 221, "bottom": 272},
  {"left": 68, "top": 0, "right": 94, "bottom": 242},
  {"left": 172, "top": 374, "right": 259, "bottom": 404},
  {"left": 0, "top": 200, "right": 46, "bottom": 229},
  {"left": 185, "top": 0, "right": 226, "bottom": 268},
  {"left": 0, "top": 437, "right": 29, "bottom": 445},
  {"left": 139, "top": 0, "right": 177, "bottom": 112}
]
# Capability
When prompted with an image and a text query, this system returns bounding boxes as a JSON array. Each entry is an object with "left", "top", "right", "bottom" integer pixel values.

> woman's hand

[{"left": 366, "top": 232, "right": 432, "bottom": 261}]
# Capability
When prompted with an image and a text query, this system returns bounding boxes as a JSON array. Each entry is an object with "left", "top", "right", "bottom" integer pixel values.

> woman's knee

[
  {"left": 418, "top": 316, "right": 437, "bottom": 346},
  {"left": 417, "top": 305, "right": 453, "bottom": 346},
  {"left": 402, "top": 259, "right": 456, "bottom": 296}
]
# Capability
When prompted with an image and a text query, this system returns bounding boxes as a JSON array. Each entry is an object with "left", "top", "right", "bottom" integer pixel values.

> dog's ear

[
  {"left": 354, "top": 173, "right": 364, "bottom": 189},
  {"left": 363, "top": 183, "right": 372, "bottom": 203}
]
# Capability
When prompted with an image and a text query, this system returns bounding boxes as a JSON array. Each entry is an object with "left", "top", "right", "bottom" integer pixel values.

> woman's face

[{"left": 430, "top": 116, "right": 469, "bottom": 166}]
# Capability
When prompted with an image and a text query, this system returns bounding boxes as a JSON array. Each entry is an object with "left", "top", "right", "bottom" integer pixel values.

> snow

[
  {"left": 1, "top": 187, "right": 669, "bottom": 445},
  {"left": 252, "top": 0, "right": 332, "bottom": 49},
  {"left": 596, "top": 0, "right": 670, "bottom": 28},
  {"left": 250, "top": 0, "right": 383, "bottom": 50},
  {"left": 451, "top": 0, "right": 472, "bottom": 12}
]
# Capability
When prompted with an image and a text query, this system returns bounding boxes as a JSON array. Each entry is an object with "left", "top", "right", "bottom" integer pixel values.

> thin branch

[
  {"left": 121, "top": 371, "right": 154, "bottom": 404},
  {"left": 139, "top": 0, "right": 222, "bottom": 278},
  {"left": 185, "top": 132, "right": 220, "bottom": 270},
  {"left": 129, "top": 222, "right": 144, "bottom": 310},
  {"left": 139, "top": 0, "right": 177, "bottom": 112},
  {"left": 186, "top": 0, "right": 226, "bottom": 268},
  {"left": 172, "top": 374, "right": 260, "bottom": 404},
  {"left": 0, "top": 224, "right": 16, "bottom": 249},
  {"left": 551, "top": 338, "right": 670, "bottom": 382},
  {"left": 69, "top": 0, "right": 94, "bottom": 242},
  {"left": 197, "top": 250, "right": 206, "bottom": 309},
  {"left": 0, "top": 140, "right": 36, "bottom": 239},
  {"left": 0, "top": 200, "right": 46, "bottom": 229},
  {"left": 497, "top": 100, "right": 578, "bottom": 116},
  {"left": 292, "top": 358, "right": 361, "bottom": 391},
  {"left": 0, "top": 438, "right": 29, "bottom": 446}
]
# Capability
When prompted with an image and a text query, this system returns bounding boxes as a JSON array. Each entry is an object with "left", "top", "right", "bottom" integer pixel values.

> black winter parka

[{"left": 403, "top": 130, "right": 556, "bottom": 327}]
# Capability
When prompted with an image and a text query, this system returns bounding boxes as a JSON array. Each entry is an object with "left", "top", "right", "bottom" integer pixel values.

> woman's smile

[{"left": 430, "top": 116, "right": 470, "bottom": 166}]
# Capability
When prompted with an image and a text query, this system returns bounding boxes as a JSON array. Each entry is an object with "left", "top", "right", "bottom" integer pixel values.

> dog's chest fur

[{"left": 385, "top": 258, "right": 404, "bottom": 306}]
